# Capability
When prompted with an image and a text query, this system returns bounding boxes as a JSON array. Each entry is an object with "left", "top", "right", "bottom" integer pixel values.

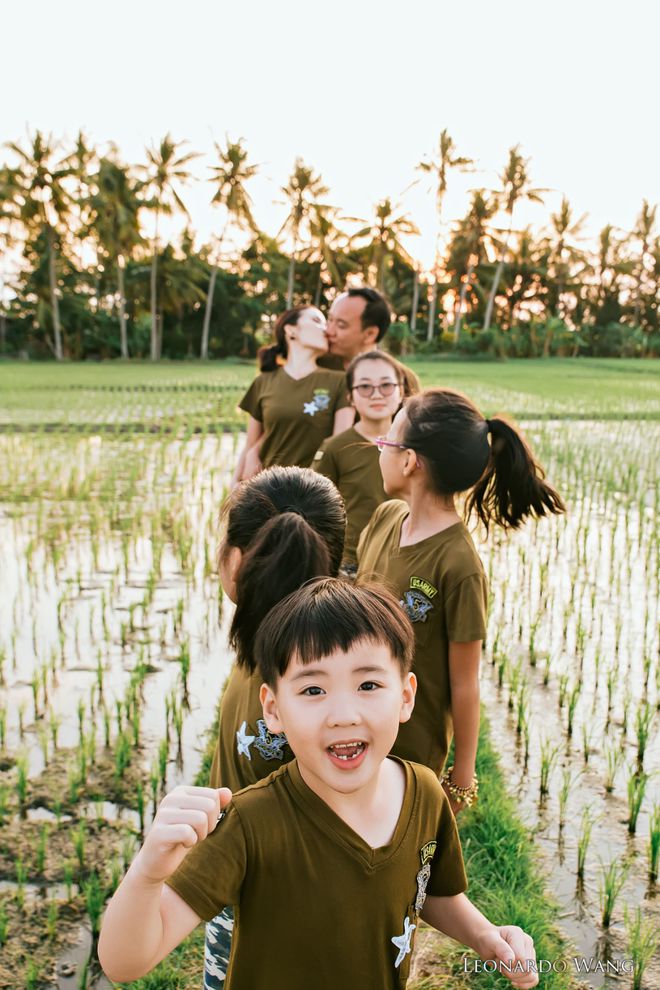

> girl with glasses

[
  {"left": 314, "top": 351, "right": 408, "bottom": 577},
  {"left": 358, "top": 389, "right": 564, "bottom": 812}
]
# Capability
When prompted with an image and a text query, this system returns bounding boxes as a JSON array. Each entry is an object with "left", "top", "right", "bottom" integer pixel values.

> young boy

[{"left": 99, "top": 579, "right": 538, "bottom": 990}]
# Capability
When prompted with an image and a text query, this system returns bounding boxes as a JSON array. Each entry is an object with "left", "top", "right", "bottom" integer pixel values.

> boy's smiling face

[{"left": 260, "top": 640, "right": 416, "bottom": 802}]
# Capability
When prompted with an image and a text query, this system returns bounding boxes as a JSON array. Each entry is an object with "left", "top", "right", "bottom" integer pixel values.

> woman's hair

[
  {"left": 402, "top": 388, "right": 565, "bottom": 532},
  {"left": 221, "top": 466, "right": 346, "bottom": 670},
  {"left": 255, "top": 577, "right": 414, "bottom": 687},
  {"left": 346, "top": 349, "right": 405, "bottom": 391},
  {"left": 258, "top": 305, "right": 312, "bottom": 372}
]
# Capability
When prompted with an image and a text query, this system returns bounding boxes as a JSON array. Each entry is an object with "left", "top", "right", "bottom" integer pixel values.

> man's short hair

[
  {"left": 255, "top": 577, "right": 413, "bottom": 686},
  {"left": 346, "top": 288, "right": 391, "bottom": 342}
]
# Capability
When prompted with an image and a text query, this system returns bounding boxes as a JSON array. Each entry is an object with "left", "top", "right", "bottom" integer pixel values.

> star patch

[
  {"left": 391, "top": 916, "right": 416, "bottom": 968},
  {"left": 303, "top": 401, "right": 317, "bottom": 416},
  {"left": 254, "top": 718, "right": 288, "bottom": 761},
  {"left": 236, "top": 720, "right": 256, "bottom": 759}
]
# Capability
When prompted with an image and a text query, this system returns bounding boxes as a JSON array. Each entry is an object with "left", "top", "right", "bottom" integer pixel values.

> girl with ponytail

[
  {"left": 232, "top": 306, "right": 354, "bottom": 485},
  {"left": 204, "top": 465, "right": 345, "bottom": 988},
  {"left": 358, "top": 388, "right": 564, "bottom": 813}
]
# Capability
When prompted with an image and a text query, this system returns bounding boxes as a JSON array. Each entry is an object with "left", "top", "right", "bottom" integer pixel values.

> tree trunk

[
  {"left": 201, "top": 265, "right": 218, "bottom": 360},
  {"left": 483, "top": 227, "right": 512, "bottom": 331},
  {"left": 410, "top": 268, "right": 419, "bottom": 332},
  {"left": 286, "top": 240, "right": 297, "bottom": 308},
  {"left": 453, "top": 260, "right": 475, "bottom": 341},
  {"left": 426, "top": 280, "right": 438, "bottom": 341},
  {"left": 117, "top": 260, "right": 129, "bottom": 359},
  {"left": 156, "top": 309, "right": 163, "bottom": 361},
  {"left": 48, "top": 230, "right": 64, "bottom": 360},
  {"left": 150, "top": 208, "right": 160, "bottom": 361}
]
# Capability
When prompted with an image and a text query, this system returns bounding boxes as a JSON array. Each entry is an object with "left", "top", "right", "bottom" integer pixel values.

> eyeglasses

[
  {"left": 351, "top": 382, "right": 400, "bottom": 398},
  {"left": 375, "top": 436, "right": 410, "bottom": 453}
]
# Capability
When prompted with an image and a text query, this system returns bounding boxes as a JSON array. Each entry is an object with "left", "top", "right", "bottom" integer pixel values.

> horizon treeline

[{"left": 0, "top": 130, "right": 658, "bottom": 361}]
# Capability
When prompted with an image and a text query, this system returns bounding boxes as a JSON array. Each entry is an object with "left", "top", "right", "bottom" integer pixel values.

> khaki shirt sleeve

[
  {"left": 314, "top": 441, "right": 339, "bottom": 484},
  {"left": 165, "top": 804, "right": 248, "bottom": 921},
  {"left": 427, "top": 793, "right": 468, "bottom": 896},
  {"left": 238, "top": 376, "right": 264, "bottom": 421},
  {"left": 444, "top": 573, "right": 488, "bottom": 642},
  {"left": 333, "top": 375, "right": 350, "bottom": 411}
]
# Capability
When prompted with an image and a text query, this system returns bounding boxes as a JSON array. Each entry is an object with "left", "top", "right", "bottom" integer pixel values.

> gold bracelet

[{"left": 440, "top": 766, "right": 479, "bottom": 807}]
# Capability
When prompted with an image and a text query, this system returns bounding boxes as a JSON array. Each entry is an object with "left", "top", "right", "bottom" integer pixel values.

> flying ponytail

[{"left": 402, "top": 389, "right": 565, "bottom": 534}]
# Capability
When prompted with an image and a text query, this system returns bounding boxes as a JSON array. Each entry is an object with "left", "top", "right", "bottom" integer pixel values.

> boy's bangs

[{"left": 255, "top": 578, "right": 413, "bottom": 685}]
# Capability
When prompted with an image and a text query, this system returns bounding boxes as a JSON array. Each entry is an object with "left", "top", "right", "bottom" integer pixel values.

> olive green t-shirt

[
  {"left": 239, "top": 367, "right": 350, "bottom": 468},
  {"left": 318, "top": 352, "right": 420, "bottom": 398},
  {"left": 167, "top": 758, "right": 467, "bottom": 990},
  {"left": 313, "top": 427, "right": 386, "bottom": 565},
  {"left": 209, "top": 663, "right": 293, "bottom": 793},
  {"left": 357, "top": 501, "right": 488, "bottom": 774}
]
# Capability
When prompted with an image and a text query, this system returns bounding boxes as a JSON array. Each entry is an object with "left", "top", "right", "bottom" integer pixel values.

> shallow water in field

[{"left": 0, "top": 421, "right": 658, "bottom": 988}]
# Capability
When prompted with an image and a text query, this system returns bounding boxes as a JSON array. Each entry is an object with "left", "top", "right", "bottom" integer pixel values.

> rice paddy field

[{"left": 0, "top": 357, "right": 658, "bottom": 989}]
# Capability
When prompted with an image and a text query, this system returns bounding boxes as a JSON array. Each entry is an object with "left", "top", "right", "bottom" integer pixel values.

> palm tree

[
  {"left": 632, "top": 200, "right": 657, "bottom": 327},
  {"left": 142, "top": 134, "right": 199, "bottom": 360},
  {"left": 279, "top": 159, "right": 328, "bottom": 307},
  {"left": 305, "top": 203, "right": 346, "bottom": 304},
  {"left": 62, "top": 130, "right": 96, "bottom": 275},
  {"left": 4, "top": 131, "right": 72, "bottom": 359},
  {"left": 88, "top": 153, "right": 143, "bottom": 358},
  {"left": 351, "top": 198, "right": 419, "bottom": 292},
  {"left": 545, "top": 196, "right": 587, "bottom": 321},
  {"left": 418, "top": 130, "right": 474, "bottom": 340},
  {"left": 482, "top": 146, "right": 545, "bottom": 330},
  {"left": 449, "top": 190, "right": 498, "bottom": 338},
  {"left": 201, "top": 138, "right": 258, "bottom": 359}
]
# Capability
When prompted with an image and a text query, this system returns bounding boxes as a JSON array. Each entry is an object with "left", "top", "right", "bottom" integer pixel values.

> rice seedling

[
  {"left": 73, "top": 819, "right": 87, "bottom": 871},
  {"left": 0, "top": 784, "right": 8, "bottom": 826},
  {"left": 158, "top": 737, "right": 169, "bottom": 786},
  {"left": 114, "top": 731, "right": 131, "bottom": 780},
  {"left": 557, "top": 672, "right": 569, "bottom": 709},
  {"left": 150, "top": 762, "right": 159, "bottom": 810},
  {"left": 101, "top": 703, "right": 111, "bottom": 748},
  {"left": 48, "top": 707, "right": 61, "bottom": 750},
  {"left": 581, "top": 722, "right": 594, "bottom": 765},
  {"left": 634, "top": 701, "right": 654, "bottom": 766},
  {"left": 15, "top": 753, "right": 28, "bottom": 811},
  {"left": 46, "top": 897, "right": 58, "bottom": 939},
  {"left": 624, "top": 905, "right": 658, "bottom": 990},
  {"left": 36, "top": 824, "right": 48, "bottom": 873},
  {"left": 0, "top": 704, "right": 6, "bottom": 748},
  {"left": 68, "top": 768, "right": 80, "bottom": 804},
  {"left": 566, "top": 683, "right": 581, "bottom": 737},
  {"left": 598, "top": 858, "right": 628, "bottom": 927},
  {"left": 0, "top": 902, "right": 7, "bottom": 946},
  {"left": 627, "top": 770, "right": 648, "bottom": 835},
  {"left": 576, "top": 808, "right": 596, "bottom": 881},
  {"left": 539, "top": 738, "right": 559, "bottom": 798},
  {"left": 18, "top": 701, "right": 26, "bottom": 738},
  {"left": 603, "top": 743, "right": 624, "bottom": 793},
  {"left": 558, "top": 769, "right": 580, "bottom": 831},
  {"left": 77, "top": 698, "right": 86, "bottom": 743},
  {"left": 83, "top": 872, "right": 104, "bottom": 937},
  {"left": 107, "top": 856, "right": 122, "bottom": 895},
  {"left": 121, "top": 833, "right": 136, "bottom": 871},
  {"left": 78, "top": 958, "right": 89, "bottom": 990},
  {"left": 25, "top": 961, "right": 40, "bottom": 990},
  {"left": 648, "top": 804, "right": 660, "bottom": 882}
]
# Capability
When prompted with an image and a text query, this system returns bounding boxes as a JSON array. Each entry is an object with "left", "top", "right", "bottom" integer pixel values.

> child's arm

[
  {"left": 231, "top": 416, "right": 264, "bottom": 487},
  {"left": 98, "top": 786, "right": 232, "bottom": 983},
  {"left": 446, "top": 640, "right": 481, "bottom": 813},
  {"left": 421, "top": 893, "right": 538, "bottom": 989}
]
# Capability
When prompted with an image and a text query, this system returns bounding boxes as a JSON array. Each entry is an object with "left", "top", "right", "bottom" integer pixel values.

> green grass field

[{"left": 1, "top": 357, "right": 658, "bottom": 428}]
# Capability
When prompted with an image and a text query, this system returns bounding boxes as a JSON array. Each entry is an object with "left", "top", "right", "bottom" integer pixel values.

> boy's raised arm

[
  {"left": 98, "top": 786, "right": 232, "bottom": 983},
  {"left": 421, "top": 893, "right": 538, "bottom": 990}
]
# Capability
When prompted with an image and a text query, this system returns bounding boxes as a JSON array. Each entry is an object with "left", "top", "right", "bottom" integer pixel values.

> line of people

[{"left": 99, "top": 288, "right": 565, "bottom": 990}]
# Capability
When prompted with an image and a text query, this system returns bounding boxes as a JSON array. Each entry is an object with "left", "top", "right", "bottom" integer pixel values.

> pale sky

[{"left": 4, "top": 0, "right": 659, "bottom": 270}]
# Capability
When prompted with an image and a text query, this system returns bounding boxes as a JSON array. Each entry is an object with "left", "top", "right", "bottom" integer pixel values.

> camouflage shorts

[{"left": 204, "top": 906, "right": 234, "bottom": 988}]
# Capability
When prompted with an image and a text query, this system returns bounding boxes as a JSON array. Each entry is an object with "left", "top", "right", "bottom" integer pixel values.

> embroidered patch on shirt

[
  {"left": 254, "top": 718, "right": 288, "bottom": 761},
  {"left": 400, "top": 576, "right": 438, "bottom": 623},
  {"left": 414, "top": 840, "right": 438, "bottom": 913},
  {"left": 391, "top": 916, "right": 416, "bottom": 968},
  {"left": 236, "top": 720, "right": 256, "bottom": 759},
  {"left": 303, "top": 389, "right": 331, "bottom": 416}
]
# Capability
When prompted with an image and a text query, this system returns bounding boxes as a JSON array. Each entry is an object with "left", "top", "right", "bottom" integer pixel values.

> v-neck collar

[
  {"left": 279, "top": 366, "right": 320, "bottom": 383},
  {"left": 285, "top": 758, "right": 417, "bottom": 870}
]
